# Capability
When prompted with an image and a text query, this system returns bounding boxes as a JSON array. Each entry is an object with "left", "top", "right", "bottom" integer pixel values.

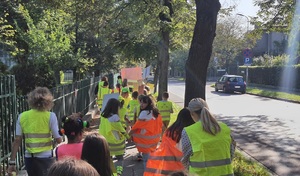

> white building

[{"left": 253, "top": 31, "right": 288, "bottom": 56}]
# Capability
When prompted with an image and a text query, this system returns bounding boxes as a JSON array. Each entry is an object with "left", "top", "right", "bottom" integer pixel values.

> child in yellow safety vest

[
  {"left": 97, "top": 81, "right": 111, "bottom": 110},
  {"left": 120, "top": 87, "right": 131, "bottom": 109},
  {"left": 118, "top": 97, "right": 130, "bottom": 130},
  {"left": 99, "top": 98, "right": 130, "bottom": 176},
  {"left": 157, "top": 92, "right": 173, "bottom": 130},
  {"left": 127, "top": 91, "right": 139, "bottom": 123}
]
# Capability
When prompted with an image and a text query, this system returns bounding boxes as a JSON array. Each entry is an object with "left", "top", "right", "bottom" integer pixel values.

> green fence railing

[{"left": 0, "top": 75, "right": 100, "bottom": 175}]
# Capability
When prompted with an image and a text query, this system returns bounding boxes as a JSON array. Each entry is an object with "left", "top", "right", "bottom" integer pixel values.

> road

[{"left": 168, "top": 79, "right": 300, "bottom": 176}]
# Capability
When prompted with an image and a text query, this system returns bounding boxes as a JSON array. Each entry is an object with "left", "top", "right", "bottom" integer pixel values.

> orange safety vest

[
  {"left": 131, "top": 115, "right": 162, "bottom": 153},
  {"left": 144, "top": 134, "right": 184, "bottom": 176}
]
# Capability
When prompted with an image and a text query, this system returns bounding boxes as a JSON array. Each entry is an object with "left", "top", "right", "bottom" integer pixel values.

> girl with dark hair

[
  {"left": 130, "top": 95, "right": 163, "bottom": 170},
  {"left": 138, "top": 95, "right": 160, "bottom": 121},
  {"left": 144, "top": 108, "right": 195, "bottom": 175},
  {"left": 56, "top": 113, "right": 89, "bottom": 160},
  {"left": 99, "top": 98, "right": 129, "bottom": 176},
  {"left": 164, "top": 108, "right": 195, "bottom": 143},
  {"left": 81, "top": 132, "right": 113, "bottom": 176}
]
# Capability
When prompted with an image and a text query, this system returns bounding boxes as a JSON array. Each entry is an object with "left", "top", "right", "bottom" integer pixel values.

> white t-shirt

[
  {"left": 138, "top": 110, "right": 154, "bottom": 121},
  {"left": 108, "top": 114, "right": 120, "bottom": 122}
]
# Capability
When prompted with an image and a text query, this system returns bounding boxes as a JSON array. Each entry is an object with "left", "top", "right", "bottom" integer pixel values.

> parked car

[{"left": 215, "top": 75, "right": 246, "bottom": 94}]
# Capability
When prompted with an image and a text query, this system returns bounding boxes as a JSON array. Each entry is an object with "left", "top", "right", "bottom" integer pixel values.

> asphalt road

[{"left": 168, "top": 79, "right": 300, "bottom": 176}]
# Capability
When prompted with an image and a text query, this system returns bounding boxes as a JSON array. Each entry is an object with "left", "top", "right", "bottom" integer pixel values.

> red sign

[{"left": 243, "top": 48, "right": 252, "bottom": 58}]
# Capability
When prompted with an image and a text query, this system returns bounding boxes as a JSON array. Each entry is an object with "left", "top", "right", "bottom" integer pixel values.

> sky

[{"left": 220, "top": 0, "right": 259, "bottom": 17}]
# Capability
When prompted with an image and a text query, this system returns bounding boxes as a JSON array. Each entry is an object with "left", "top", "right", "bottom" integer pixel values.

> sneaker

[{"left": 137, "top": 154, "right": 143, "bottom": 161}]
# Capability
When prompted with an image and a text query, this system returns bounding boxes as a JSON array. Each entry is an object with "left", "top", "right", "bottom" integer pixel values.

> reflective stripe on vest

[
  {"left": 132, "top": 133, "right": 160, "bottom": 139},
  {"left": 148, "top": 155, "right": 182, "bottom": 161},
  {"left": 24, "top": 133, "right": 51, "bottom": 138},
  {"left": 185, "top": 121, "right": 233, "bottom": 176},
  {"left": 20, "top": 110, "right": 52, "bottom": 153},
  {"left": 108, "top": 139, "right": 126, "bottom": 152},
  {"left": 26, "top": 141, "right": 53, "bottom": 148},
  {"left": 190, "top": 158, "right": 231, "bottom": 168}
]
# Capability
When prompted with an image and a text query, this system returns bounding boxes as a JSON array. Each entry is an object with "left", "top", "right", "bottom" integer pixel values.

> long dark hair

[
  {"left": 139, "top": 95, "right": 159, "bottom": 118},
  {"left": 101, "top": 98, "right": 120, "bottom": 118},
  {"left": 81, "top": 132, "right": 113, "bottom": 176},
  {"left": 60, "top": 113, "right": 84, "bottom": 141},
  {"left": 166, "top": 108, "right": 195, "bottom": 143}
]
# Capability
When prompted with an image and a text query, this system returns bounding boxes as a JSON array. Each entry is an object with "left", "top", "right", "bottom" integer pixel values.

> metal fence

[{"left": 0, "top": 75, "right": 100, "bottom": 175}]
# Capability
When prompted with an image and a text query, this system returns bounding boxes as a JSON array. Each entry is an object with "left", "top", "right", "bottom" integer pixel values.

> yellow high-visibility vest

[
  {"left": 97, "top": 86, "right": 110, "bottom": 108},
  {"left": 20, "top": 109, "right": 52, "bottom": 153},
  {"left": 99, "top": 116, "right": 127, "bottom": 156},
  {"left": 127, "top": 99, "right": 139, "bottom": 121},
  {"left": 157, "top": 101, "right": 172, "bottom": 121},
  {"left": 185, "top": 121, "right": 233, "bottom": 176}
]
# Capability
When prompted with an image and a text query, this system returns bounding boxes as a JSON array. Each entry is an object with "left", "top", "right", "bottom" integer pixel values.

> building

[{"left": 253, "top": 31, "right": 288, "bottom": 56}]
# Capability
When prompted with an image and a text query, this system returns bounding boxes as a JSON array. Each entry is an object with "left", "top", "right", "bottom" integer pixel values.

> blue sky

[{"left": 220, "top": 0, "right": 259, "bottom": 17}]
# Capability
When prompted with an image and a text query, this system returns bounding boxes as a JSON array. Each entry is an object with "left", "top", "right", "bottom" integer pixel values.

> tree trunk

[
  {"left": 153, "top": 65, "right": 159, "bottom": 94},
  {"left": 158, "top": 30, "right": 170, "bottom": 101},
  {"left": 184, "top": 0, "right": 220, "bottom": 106}
]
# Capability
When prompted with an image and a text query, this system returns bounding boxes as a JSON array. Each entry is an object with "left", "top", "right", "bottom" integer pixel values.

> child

[
  {"left": 127, "top": 91, "right": 139, "bottom": 123},
  {"left": 144, "top": 108, "right": 195, "bottom": 175},
  {"left": 97, "top": 81, "right": 111, "bottom": 110},
  {"left": 81, "top": 132, "right": 114, "bottom": 176},
  {"left": 120, "top": 87, "right": 131, "bottom": 109},
  {"left": 56, "top": 113, "right": 89, "bottom": 160},
  {"left": 99, "top": 98, "right": 129, "bottom": 176},
  {"left": 130, "top": 95, "right": 163, "bottom": 169},
  {"left": 47, "top": 158, "right": 99, "bottom": 176},
  {"left": 118, "top": 97, "right": 130, "bottom": 129},
  {"left": 157, "top": 92, "right": 173, "bottom": 130}
]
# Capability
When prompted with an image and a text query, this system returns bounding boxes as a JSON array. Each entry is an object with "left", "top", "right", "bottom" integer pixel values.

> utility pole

[{"left": 237, "top": 13, "right": 251, "bottom": 85}]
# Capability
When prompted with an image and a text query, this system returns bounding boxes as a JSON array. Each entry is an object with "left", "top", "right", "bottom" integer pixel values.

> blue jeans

[
  {"left": 142, "top": 153, "right": 150, "bottom": 170},
  {"left": 25, "top": 157, "right": 55, "bottom": 176}
]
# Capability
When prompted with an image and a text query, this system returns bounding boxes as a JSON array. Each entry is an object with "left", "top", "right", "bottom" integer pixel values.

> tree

[
  {"left": 211, "top": 16, "right": 245, "bottom": 73},
  {"left": 254, "top": 0, "right": 295, "bottom": 33},
  {"left": 184, "top": 0, "right": 221, "bottom": 106}
]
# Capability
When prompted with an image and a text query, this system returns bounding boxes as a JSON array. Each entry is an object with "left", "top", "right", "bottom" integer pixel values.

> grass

[
  {"left": 247, "top": 87, "right": 300, "bottom": 102},
  {"left": 168, "top": 102, "right": 272, "bottom": 176}
]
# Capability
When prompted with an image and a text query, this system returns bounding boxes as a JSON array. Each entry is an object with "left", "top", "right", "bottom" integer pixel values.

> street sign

[
  {"left": 243, "top": 48, "right": 252, "bottom": 58},
  {"left": 244, "top": 57, "right": 252, "bottom": 66}
]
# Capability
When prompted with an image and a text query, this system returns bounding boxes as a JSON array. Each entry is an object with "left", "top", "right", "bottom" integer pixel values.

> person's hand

[{"left": 7, "top": 165, "right": 17, "bottom": 176}]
